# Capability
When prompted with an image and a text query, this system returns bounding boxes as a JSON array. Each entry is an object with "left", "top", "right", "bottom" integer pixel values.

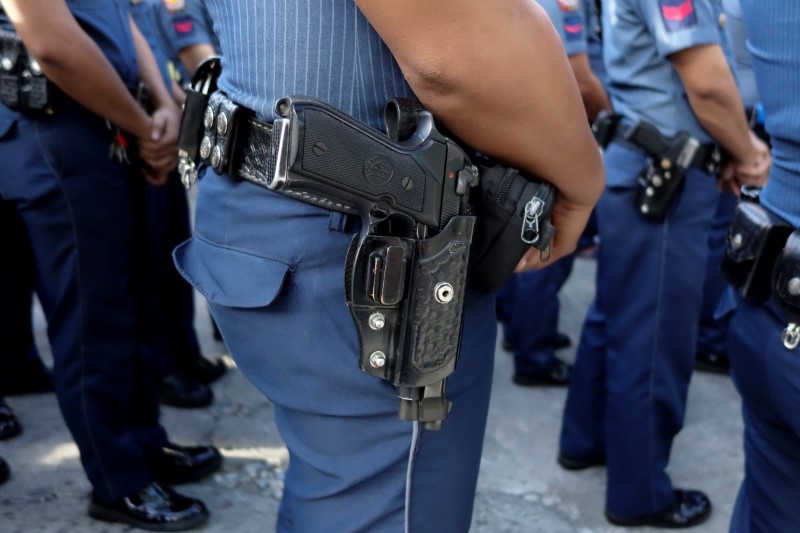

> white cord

[{"left": 404, "top": 421, "right": 421, "bottom": 533}]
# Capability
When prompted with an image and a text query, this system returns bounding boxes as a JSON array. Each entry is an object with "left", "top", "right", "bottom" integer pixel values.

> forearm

[
  {"left": 179, "top": 44, "right": 216, "bottom": 76},
  {"left": 355, "top": 0, "right": 604, "bottom": 212},
  {"left": 686, "top": 85, "right": 754, "bottom": 162},
  {"left": 569, "top": 54, "right": 611, "bottom": 122},
  {"left": 672, "top": 44, "right": 756, "bottom": 164},
  {"left": 0, "top": 0, "right": 150, "bottom": 138}
]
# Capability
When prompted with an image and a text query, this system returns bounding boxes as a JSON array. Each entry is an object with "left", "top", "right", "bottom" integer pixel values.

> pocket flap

[{"left": 173, "top": 237, "right": 290, "bottom": 308}]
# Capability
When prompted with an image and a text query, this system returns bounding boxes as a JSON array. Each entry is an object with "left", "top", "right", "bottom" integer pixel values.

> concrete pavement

[{"left": 0, "top": 256, "right": 744, "bottom": 532}]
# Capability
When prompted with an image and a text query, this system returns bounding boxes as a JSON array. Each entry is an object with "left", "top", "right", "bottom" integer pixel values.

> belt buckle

[{"left": 268, "top": 117, "right": 291, "bottom": 191}]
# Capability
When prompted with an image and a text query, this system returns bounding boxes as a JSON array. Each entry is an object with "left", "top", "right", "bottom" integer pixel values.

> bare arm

[
  {"left": 355, "top": 0, "right": 604, "bottom": 268},
  {"left": 670, "top": 44, "right": 769, "bottom": 188},
  {"left": 179, "top": 43, "right": 216, "bottom": 76},
  {"left": 0, "top": 0, "right": 151, "bottom": 140},
  {"left": 568, "top": 53, "right": 611, "bottom": 122}
]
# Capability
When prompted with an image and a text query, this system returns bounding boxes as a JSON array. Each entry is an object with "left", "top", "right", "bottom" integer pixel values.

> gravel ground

[{"left": 0, "top": 257, "right": 743, "bottom": 532}]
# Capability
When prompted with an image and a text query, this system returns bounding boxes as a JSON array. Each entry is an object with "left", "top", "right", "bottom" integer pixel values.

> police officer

[
  {"left": 0, "top": 0, "right": 220, "bottom": 529},
  {"left": 497, "top": 0, "right": 610, "bottom": 387},
  {"left": 558, "top": 0, "right": 770, "bottom": 527},
  {"left": 695, "top": 0, "right": 762, "bottom": 375},
  {"left": 723, "top": 2, "right": 800, "bottom": 530},
  {"left": 129, "top": 0, "right": 226, "bottom": 409},
  {"left": 173, "top": 0, "right": 603, "bottom": 530}
]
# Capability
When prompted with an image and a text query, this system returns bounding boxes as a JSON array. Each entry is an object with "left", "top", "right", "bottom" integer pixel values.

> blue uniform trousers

[
  {"left": 0, "top": 104, "right": 166, "bottom": 501},
  {"left": 559, "top": 142, "right": 718, "bottom": 517},
  {"left": 175, "top": 173, "right": 496, "bottom": 532},
  {"left": 0, "top": 201, "right": 46, "bottom": 392},
  {"left": 497, "top": 255, "right": 575, "bottom": 374},
  {"left": 697, "top": 191, "right": 737, "bottom": 357},
  {"left": 130, "top": 170, "right": 202, "bottom": 377},
  {"left": 725, "top": 294, "right": 800, "bottom": 532}
]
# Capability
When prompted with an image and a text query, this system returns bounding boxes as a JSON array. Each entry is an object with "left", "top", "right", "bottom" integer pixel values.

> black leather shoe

[
  {"left": 182, "top": 356, "right": 227, "bottom": 385},
  {"left": 503, "top": 332, "right": 571, "bottom": 353},
  {"left": 0, "top": 399, "right": 22, "bottom": 440},
  {"left": 0, "top": 456, "right": 9, "bottom": 485},
  {"left": 159, "top": 374, "right": 213, "bottom": 409},
  {"left": 150, "top": 443, "right": 223, "bottom": 485},
  {"left": 88, "top": 482, "right": 208, "bottom": 531},
  {"left": 557, "top": 452, "right": 605, "bottom": 471},
  {"left": 211, "top": 316, "right": 223, "bottom": 341},
  {"left": 605, "top": 490, "right": 712, "bottom": 528},
  {"left": 513, "top": 360, "right": 572, "bottom": 387},
  {"left": 501, "top": 338, "right": 513, "bottom": 352},
  {"left": 555, "top": 332, "right": 572, "bottom": 350},
  {"left": 1, "top": 369, "right": 54, "bottom": 396},
  {"left": 695, "top": 352, "right": 730, "bottom": 375}
]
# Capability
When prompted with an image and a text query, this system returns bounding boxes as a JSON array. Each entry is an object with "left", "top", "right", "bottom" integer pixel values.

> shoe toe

[
  {"left": 557, "top": 452, "right": 605, "bottom": 471},
  {"left": 89, "top": 482, "right": 209, "bottom": 531},
  {"left": 695, "top": 352, "right": 730, "bottom": 375},
  {"left": 554, "top": 332, "right": 572, "bottom": 350},
  {"left": 151, "top": 443, "right": 223, "bottom": 484},
  {"left": 605, "top": 489, "right": 712, "bottom": 528},
  {"left": 185, "top": 357, "right": 227, "bottom": 385},
  {"left": 0, "top": 401, "right": 22, "bottom": 440},
  {"left": 0, "top": 457, "right": 9, "bottom": 485},
  {"left": 513, "top": 360, "right": 572, "bottom": 387},
  {"left": 158, "top": 374, "right": 213, "bottom": 408}
]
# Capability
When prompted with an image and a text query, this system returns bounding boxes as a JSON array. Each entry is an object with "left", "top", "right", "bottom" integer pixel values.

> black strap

[{"left": 198, "top": 92, "right": 358, "bottom": 214}]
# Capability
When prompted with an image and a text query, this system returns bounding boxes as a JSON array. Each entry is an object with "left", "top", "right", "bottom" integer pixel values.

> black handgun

[{"left": 265, "top": 96, "right": 479, "bottom": 429}]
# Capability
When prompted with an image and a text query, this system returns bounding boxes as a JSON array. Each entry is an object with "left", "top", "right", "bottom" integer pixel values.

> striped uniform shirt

[
  {"left": 741, "top": 0, "right": 800, "bottom": 228},
  {"left": 202, "top": 0, "right": 413, "bottom": 132}
]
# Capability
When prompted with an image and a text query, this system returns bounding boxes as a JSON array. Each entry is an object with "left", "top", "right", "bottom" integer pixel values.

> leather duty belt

[
  {"left": 611, "top": 121, "right": 725, "bottom": 176},
  {"left": 186, "top": 91, "right": 358, "bottom": 215}
]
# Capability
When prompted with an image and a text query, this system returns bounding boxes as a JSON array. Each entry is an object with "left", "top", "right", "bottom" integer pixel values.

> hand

[
  {"left": 716, "top": 160, "right": 740, "bottom": 196},
  {"left": 136, "top": 103, "right": 181, "bottom": 180},
  {"left": 513, "top": 196, "right": 595, "bottom": 272},
  {"left": 733, "top": 131, "right": 771, "bottom": 188}
]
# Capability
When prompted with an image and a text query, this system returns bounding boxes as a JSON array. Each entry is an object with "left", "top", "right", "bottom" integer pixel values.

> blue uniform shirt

[
  {"left": 741, "top": 1, "right": 800, "bottom": 228},
  {"left": 202, "top": 0, "right": 412, "bottom": 131},
  {"left": 537, "top": 0, "right": 588, "bottom": 57},
  {"left": 604, "top": 0, "right": 726, "bottom": 143}
]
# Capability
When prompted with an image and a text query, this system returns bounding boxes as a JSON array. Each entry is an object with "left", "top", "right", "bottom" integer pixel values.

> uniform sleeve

[
  {"left": 640, "top": 0, "right": 721, "bottom": 57},
  {"left": 537, "top": 0, "right": 588, "bottom": 57},
  {"left": 163, "top": 0, "right": 216, "bottom": 50}
]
